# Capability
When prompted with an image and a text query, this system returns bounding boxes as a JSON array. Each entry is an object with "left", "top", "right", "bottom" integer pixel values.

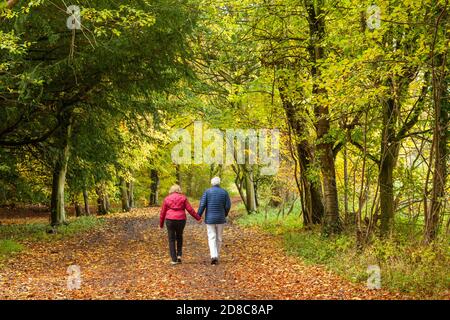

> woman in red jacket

[{"left": 160, "top": 184, "right": 202, "bottom": 264}]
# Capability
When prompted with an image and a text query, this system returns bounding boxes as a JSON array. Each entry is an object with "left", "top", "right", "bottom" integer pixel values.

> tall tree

[
  {"left": 425, "top": 1, "right": 449, "bottom": 242},
  {"left": 304, "top": 0, "right": 340, "bottom": 233},
  {"left": 50, "top": 113, "right": 73, "bottom": 226}
]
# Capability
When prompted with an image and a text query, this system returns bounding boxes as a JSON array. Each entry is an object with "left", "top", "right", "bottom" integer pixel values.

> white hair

[
  {"left": 169, "top": 184, "right": 182, "bottom": 194},
  {"left": 211, "top": 176, "right": 221, "bottom": 186}
]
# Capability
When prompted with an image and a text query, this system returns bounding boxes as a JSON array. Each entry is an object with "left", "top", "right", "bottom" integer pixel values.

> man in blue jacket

[{"left": 198, "top": 176, "right": 231, "bottom": 265}]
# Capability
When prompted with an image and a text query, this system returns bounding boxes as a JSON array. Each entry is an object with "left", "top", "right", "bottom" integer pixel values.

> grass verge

[
  {"left": 236, "top": 204, "right": 449, "bottom": 298},
  {"left": 0, "top": 239, "right": 24, "bottom": 260},
  {"left": 0, "top": 216, "right": 105, "bottom": 262}
]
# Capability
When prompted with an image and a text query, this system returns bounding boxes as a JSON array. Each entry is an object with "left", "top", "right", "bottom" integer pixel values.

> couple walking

[{"left": 159, "top": 177, "right": 231, "bottom": 265}]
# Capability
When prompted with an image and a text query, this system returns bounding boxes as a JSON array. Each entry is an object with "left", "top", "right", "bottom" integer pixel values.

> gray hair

[
  {"left": 169, "top": 184, "right": 182, "bottom": 194},
  {"left": 211, "top": 176, "right": 221, "bottom": 186}
]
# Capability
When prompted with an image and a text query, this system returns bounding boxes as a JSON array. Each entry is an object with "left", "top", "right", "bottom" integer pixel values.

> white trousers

[{"left": 206, "top": 224, "right": 224, "bottom": 259}]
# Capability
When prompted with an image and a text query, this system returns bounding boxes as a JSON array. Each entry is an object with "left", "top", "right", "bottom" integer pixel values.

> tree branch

[{"left": 348, "top": 137, "right": 380, "bottom": 165}]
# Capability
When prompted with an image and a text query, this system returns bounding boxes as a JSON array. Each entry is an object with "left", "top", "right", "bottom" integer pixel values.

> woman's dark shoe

[{"left": 211, "top": 258, "right": 218, "bottom": 265}]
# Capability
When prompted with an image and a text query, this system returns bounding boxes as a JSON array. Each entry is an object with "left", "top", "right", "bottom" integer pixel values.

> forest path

[{"left": 0, "top": 208, "right": 406, "bottom": 299}]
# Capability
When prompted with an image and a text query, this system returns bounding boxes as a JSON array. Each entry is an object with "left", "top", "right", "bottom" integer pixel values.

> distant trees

[
  {"left": 0, "top": 0, "right": 199, "bottom": 225},
  {"left": 192, "top": 0, "right": 448, "bottom": 242},
  {"left": 0, "top": 0, "right": 447, "bottom": 243}
]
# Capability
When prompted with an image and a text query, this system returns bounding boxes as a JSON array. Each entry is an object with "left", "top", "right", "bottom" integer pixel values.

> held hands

[{"left": 197, "top": 217, "right": 203, "bottom": 224}]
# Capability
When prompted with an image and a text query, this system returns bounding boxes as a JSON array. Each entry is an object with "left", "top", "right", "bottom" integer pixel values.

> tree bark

[
  {"left": 278, "top": 80, "right": 324, "bottom": 226},
  {"left": 298, "top": 141, "right": 324, "bottom": 225},
  {"left": 149, "top": 169, "right": 159, "bottom": 206},
  {"left": 305, "top": 0, "right": 340, "bottom": 233},
  {"left": 254, "top": 176, "right": 259, "bottom": 208},
  {"left": 127, "top": 181, "right": 134, "bottom": 208},
  {"left": 105, "top": 192, "right": 111, "bottom": 212},
  {"left": 343, "top": 144, "right": 349, "bottom": 224},
  {"left": 96, "top": 186, "right": 107, "bottom": 215},
  {"left": 50, "top": 116, "right": 72, "bottom": 227},
  {"left": 375, "top": 5, "right": 427, "bottom": 237},
  {"left": 234, "top": 168, "right": 249, "bottom": 212},
  {"left": 74, "top": 201, "right": 82, "bottom": 217},
  {"left": 244, "top": 166, "right": 257, "bottom": 213},
  {"left": 120, "top": 177, "right": 130, "bottom": 212},
  {"left": 425, "top": 6, "right": 449, "bottom": 242},
  {"left": 82, "top": 187, "right": 90, "bottom": 215},
  {"left": 379, "top": 89, "right": 400, "bottom": 237},
  {"left": 317, "top": 135, "right": 341, "bottom": 233}
]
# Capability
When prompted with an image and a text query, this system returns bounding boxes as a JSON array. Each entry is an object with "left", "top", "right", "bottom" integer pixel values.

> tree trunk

[
  {"left": 379, "top": 95, "right": 399, "bottom": 237},
  {"left": 74, "top": 201, "right": 82, "bottom": 217},
  {"left": 254, "top": 179, "right": 259, "bottom": 208},
  {"left": 149, "top": 169, "right": 159, "bottom": 206},
  {"left": 50, "top": 116, "right": 72, "bottom": 227},
  {"left": 82, "top": 187, "right": 90, "bottom": 215},
  {"left": 298, "top": 143, "right": 324, "bottom": 225},
  {"left": 244, "top": 166, "right": 257, "bottom": 213},
  {"left": 426, "top": 87, "right": 448, "bottom": 242},
  {"left": 127, "top": 181, "right": 134, "bottom": 208},
  {"left": 278, "top": 81, "right": 324, "bottom": 226},
  {"left": 96, "top": 186, "right": 107, "bottom": 215},
  {"left": 425, "top": 8, "right": 449, "bottom": 242},
  {"left": 120, "top": 177, "right": 130, "bottom": 212},
  {"left": 317, "top": 136, "right": 341, "bottom": 233},
  {"left": 305, "top": 0, "right": 340, "bottom": 233},
  {"left": 104, "top": 192, "right": 111, "bottom": 212},
  {"left": 234, "top": 170, "right": 248, "bottom": 211},
  {"left": 375, "top": 6, "right": 425, "bottom": 237},
  {"left": 343, "top": 144, "right": 349, "bottom": 224},
  {"left": 50, "top": 164, "right": 66, "bottom": 226}
]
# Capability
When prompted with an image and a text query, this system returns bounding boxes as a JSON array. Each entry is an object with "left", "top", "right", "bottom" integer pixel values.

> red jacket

[{"left": 159, "top": 192, "right": 201, "bottom": 228}]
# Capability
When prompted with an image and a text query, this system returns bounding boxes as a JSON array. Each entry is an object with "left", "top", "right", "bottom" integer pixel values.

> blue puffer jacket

[{"left": 198, "top": 185, "right": 231, "bottom": 224}]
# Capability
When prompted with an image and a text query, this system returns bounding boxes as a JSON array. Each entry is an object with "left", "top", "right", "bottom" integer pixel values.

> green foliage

[
  {"left": 236, "top": 202, "right": 303, "bottom": 235},
  {"left": 0, "top": 0, "right": 201, "bottom": 209},
  {"left": 0, "top": 216, "right": 105, "bottom": 242},
  {"left": 237, "top": 211, "right": 450, "bottom": 297},
  {"left": 0, "top": 0, "right": 447, "bottom": 298},
  {"left": 0, "top": 216, "right": 104, "bottom": 264},
  {"left": 0, "top": 239, "right": 23, "bottom": 260}
]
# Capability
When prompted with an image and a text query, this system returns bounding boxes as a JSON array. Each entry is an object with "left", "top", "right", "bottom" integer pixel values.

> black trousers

[{"left": 165, "top": 219, "right": 186, "bottom": 262}]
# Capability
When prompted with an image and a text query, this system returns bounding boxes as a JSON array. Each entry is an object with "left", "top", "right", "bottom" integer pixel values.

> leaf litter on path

[{"left": 0, "top": 208, "right": 420, "bottom": 300}]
